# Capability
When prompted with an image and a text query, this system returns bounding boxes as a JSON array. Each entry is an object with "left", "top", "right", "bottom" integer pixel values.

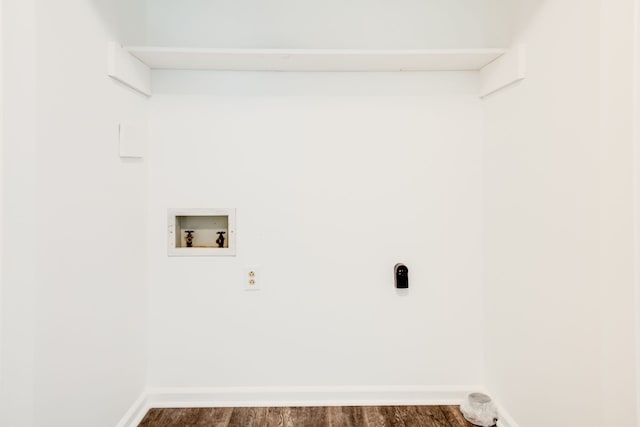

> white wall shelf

[{"left": 125, "top": 47, "right": 506, "bottom": 72}]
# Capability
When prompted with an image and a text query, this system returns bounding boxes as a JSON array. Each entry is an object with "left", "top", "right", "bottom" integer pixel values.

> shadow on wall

[
  {"left": 88, "top": 0, "right": 147, "bottom": 44},
  {"left": 87, "top": 0, "right": 549, "bottom": 49},
  {"left": 88, "top": 0, "right": 548, "bottom": 48}
]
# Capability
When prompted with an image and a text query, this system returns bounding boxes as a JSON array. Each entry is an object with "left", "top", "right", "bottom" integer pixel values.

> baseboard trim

[
  {"left": 144, "top": 385, "right": 478, "bottom": 410},
  {"left": 493, "top": 398, "right": 520, "bottom": 427},
  {"left": 115, "top": 392, "right": 151, "bottom": 427}
]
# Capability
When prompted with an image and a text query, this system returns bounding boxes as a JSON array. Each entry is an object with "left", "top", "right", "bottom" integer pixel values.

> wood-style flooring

[{"left": 139, "top": 406, "right": 477, "bottom": 427}]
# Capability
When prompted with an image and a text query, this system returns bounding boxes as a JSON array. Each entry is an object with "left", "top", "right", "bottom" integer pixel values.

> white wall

[
  {"left": 146, "top": 0, "right": 513, "bottom": 49},
  {"left": 599, "top": 0, "right": 637, "bottom": 424},
  {"left": 0, "top": 0, "right": 3, "bottom": 412},
  {"left": 146, "top": 71, "right": 485, "bottom": 389},
  {"left": 1, "top": 1, "right": 149, "bottom": 426},
  {"left": 3, "top": 1, "right": 638, "bottom": 425},
  {"left": 483, "top": 0, "right": 637, "bottom": 426},
  {"left": 1, "top": 1, "right": 38, "bottom": 425}
]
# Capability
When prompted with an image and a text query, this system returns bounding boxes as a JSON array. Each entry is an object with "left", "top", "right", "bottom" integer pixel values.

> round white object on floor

[{"left": 459, "top": 392, "right": 498, "bottom": 427}]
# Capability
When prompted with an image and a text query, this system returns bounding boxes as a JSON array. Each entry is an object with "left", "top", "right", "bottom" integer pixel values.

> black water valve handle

[{"left": 395, "top": 263, "right": 409, "bottom": 289}]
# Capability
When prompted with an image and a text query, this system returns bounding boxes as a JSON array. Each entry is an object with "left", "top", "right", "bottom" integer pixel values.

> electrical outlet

[{"left": 244, "top": 266, "right": 260, "bottom": 291}]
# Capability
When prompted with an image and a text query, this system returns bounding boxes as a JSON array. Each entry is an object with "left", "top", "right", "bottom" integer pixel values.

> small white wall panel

[
  {"left": 108, "top": 42, "right": 152, "bottom": 96},
  {"left": 119, "top": 121, "right": 147, "bottom": 158}
]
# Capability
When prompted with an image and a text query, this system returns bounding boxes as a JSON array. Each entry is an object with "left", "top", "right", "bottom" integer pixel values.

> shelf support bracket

[
  {"left": 107, "top": 42, "right": 152, "bottom": 97},
  {"left": 480, "top": 45, "right": 526, "bottom": 98}
]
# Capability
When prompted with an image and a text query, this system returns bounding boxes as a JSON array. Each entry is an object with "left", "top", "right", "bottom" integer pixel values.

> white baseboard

[
  {"left": 493, "top": 398, "right": 520, "bottom": 427},
  {"left": 115, "top": 392, "right": 151, "bottom": 427},
  {"left": 144, "top": 385, "right": 478, "bottom": 409},
  {"left": 116, "top": 385, "right": 518, "bottom": 427}
]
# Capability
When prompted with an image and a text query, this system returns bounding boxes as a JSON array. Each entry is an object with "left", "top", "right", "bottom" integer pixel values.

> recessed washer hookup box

[{"left": 167, "top": 208, "right": 236, "bottom": 256}]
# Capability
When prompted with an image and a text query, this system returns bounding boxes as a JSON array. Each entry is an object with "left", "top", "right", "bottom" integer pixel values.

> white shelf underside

[{"left": 126, "top": 47, "right": 507, "bottom": 72}]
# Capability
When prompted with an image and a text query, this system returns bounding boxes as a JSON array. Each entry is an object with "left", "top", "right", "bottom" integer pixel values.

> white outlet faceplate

[{"left": 244, "top": 266, "right": 260, "bottom": 291}]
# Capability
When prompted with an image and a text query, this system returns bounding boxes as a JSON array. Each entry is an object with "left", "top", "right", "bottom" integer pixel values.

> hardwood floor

[{"left": 139, "top": 405, "right": 477, "bottom": 427}]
